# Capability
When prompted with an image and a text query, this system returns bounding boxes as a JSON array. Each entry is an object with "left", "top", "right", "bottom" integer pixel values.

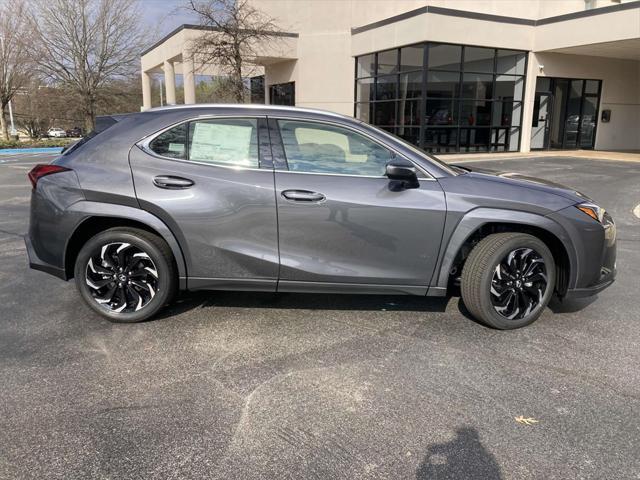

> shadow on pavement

[
  {"left": 548, "top": 296, "right": 597, "bottom": 313},
  {"left": 416, "top": 427, "right": 502, "bottom": 480},
  {"left": 157, "top": 290, "right": 451, "bottom": 319}
]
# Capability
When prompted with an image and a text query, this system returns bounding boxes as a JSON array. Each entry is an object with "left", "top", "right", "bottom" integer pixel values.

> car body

[
  {"left": 46, "top": 127, "right": 67, "bottom": 138},
  {"left": 25, "top": 105, "right": 616, "bottom": 328},
  {"left": 66, "top": 127, "right": 83, "bottom": 138}
]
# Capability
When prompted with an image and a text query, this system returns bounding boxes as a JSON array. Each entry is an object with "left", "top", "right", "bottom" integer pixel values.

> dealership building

[{"left": 141, "top": 0, "right": 640, "bottom": 154}]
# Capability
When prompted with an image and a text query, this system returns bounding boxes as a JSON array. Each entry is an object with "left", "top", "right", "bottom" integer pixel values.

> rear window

[{"left": 149, "top": 123, "right": 188, "bottom": 159}]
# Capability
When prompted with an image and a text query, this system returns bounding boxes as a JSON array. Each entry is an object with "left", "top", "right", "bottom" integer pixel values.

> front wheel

[
  {"left": 461, "top": 233, "right": 556, "bottom": 330},
  {"left": 74, "top": 227, "right": 177, "bottom": 323}
]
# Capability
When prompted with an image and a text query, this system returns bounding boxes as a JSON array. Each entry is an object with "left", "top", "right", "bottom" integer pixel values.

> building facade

[{"left": 141, "top": 0, "right": 640, "bottom": 153}]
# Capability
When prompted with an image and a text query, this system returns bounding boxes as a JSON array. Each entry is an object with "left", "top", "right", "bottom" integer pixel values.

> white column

[
  {"left": 141, "top": 71, "right": 152, "bottom": 111},
  {"left": 182, "top": 51, "right": 196, "bottom": 105},
  {"left": 164, "top": 60, "right": 177, "bottom": 105},
  {"left": 519, "top": 52, "right": 538, "bottom": 152}
]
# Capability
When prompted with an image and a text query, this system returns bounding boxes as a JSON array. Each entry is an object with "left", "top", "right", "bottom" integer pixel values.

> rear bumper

[{"left": 24, "top": 234, "right": 67, "bottom": 280}]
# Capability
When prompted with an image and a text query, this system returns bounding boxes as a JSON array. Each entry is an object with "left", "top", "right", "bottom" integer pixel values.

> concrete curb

[{"left": 0, "top": 147, "right": 64, "bottom": 156}]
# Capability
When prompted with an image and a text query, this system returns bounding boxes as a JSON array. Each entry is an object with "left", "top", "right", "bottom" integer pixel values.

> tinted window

[
  {"left": 149, "top": 123, "right": 187, "bottom": 159},
  {"left": 278, "top": 120, "right": 392, "bottom": 176},
  {"left": 188, "top": 118, "right": 259, "bottom": 167}
]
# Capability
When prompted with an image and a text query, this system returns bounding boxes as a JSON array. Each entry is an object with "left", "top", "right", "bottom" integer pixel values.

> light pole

[{"left": 0, "top": 34, "right": 17, "bottom": 137}]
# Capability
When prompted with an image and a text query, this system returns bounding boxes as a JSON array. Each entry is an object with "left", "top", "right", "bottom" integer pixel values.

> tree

[
  {"left": 0, "top": 0, "right": 32, "bottom": 140},
  {"left": 30, "top": 0, "right": 145, "bottom": 131},
  {"left": 185, "top": 0, "right": 282, "bottom": 103}
]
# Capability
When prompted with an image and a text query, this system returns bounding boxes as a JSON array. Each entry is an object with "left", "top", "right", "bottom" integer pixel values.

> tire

[
  {"left": 461, "top": 232, "right": 556, "bottom": 330},
  {"left": 74, "top": 227, "right": 177, "bottom": 323}
]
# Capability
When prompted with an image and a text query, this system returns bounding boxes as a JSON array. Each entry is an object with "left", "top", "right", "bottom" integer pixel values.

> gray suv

[{"left": 25, "top": 105, "right": 616, "bottom": 329}]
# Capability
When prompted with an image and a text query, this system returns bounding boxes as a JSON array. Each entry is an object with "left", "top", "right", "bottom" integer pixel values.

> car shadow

[
  {"left": 157, "top": 290, "right": 451, "bottom": 319},
  {"left": 416, "top": 426, "right": 502, "bottom": 480}
]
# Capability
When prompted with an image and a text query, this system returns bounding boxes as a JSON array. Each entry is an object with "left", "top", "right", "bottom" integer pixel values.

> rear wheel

[
  {"left": 461, "top": 233, "right": 555, "bottom": 329},
  {"left": 74, "top": 227, "right": 177, "bottom": 323}
]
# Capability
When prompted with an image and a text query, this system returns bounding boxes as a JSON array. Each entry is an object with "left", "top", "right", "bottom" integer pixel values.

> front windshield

[{"left": 358, "top": 121, "right": 459, "bottom": 176}]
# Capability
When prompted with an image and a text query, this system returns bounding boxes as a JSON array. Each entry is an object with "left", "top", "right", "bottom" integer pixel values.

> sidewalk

[{"left": 438, "top": 150, "right": 640, "bottom": 163}]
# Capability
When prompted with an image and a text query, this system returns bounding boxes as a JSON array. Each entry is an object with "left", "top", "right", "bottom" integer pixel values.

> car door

[
  {"left": 270, "top": 117, "right": 446, "bottom": 294},
  {"left": 130, "top": 116, "right": 279, "bottom": 291}
]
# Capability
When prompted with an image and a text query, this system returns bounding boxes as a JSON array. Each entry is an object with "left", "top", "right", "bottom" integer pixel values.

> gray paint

[{"left": 26, "top": 104, "right": 616, "bottom": 300}]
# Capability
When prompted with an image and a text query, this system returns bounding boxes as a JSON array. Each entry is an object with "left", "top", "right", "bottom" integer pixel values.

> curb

[{"left": 0, "top": 147, "right": 64, "bottom": 156}]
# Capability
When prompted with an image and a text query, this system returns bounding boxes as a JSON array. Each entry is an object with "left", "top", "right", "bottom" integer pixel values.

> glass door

[{"left": 531, "top": 77, "right": 601, "bottom": 150}]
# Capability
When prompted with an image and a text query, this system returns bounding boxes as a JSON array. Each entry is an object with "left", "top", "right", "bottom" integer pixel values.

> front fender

[
  {"left": 432, "top": 208, "right": 578, "bottom": 291},
  {"left": 66, "top": 201, "right": 188, "bottom": 289}
]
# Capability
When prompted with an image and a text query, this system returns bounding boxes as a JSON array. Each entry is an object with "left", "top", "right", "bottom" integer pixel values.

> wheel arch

[
  {"left": 64, "top": 202, "right": 188, "bottom": 288},
  {"left": 435, "top": 209, "right": 576, "bottom": 296}
]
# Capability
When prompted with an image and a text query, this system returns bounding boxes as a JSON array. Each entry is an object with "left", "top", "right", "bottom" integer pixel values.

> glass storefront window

[
  {"left": 400, "top": 71, "right": 422, "bottom": 99},
  {"left": 425, "top": 99, "right": 458, "bottom": 126},
  {"left": 401, "top": 100, "right": 421, "bottom": 126},
  {"left": 356, "top": 77, "right": 374, "bottom": 102},
  {"left": 357, "top": 54, "right": 375, "bottom": 78},
  {"left": 461, "top": 101, "right": 492, "bottom": 126},
  {"left": 400, "top": 46, "right": 423, "bottom": 72},
  {"left": 374, "top": 101, "right": 397, "bottom": 126},
  {"left": 428, "top": 44, "right": 461, "bottom": 70},
  {"left": 355, "top": 42, "right": 526, "bottom": 153},
  {"left": 461, "top": 73, "right": 493, "bottom": 100},
  {"left": 463, "top": 47, "right": 494, "bottom": 73},
  {"left": 375, "top": 75, "right": 398, "bottom": 101},
  {"left": 495, "top": 75, "right": 524, "bottom": 101},
  {"left": 426, "top": 71, "right": 460, "bottom": 98},
  {"left": 377, "top": 49, "right": 398, "bottom": 75},
  {"left": 496, "top": 50, "right": 526, "bottom": 75}
]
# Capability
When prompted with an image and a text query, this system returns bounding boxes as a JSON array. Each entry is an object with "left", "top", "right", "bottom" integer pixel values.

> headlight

[{"left": 576, "top": 203, "right": 606, "bottom": 223}]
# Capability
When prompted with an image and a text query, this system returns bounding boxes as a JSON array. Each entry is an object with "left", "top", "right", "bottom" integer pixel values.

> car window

[
  {"left": 277, "top": 120, "right": 392, "bottom": 176},
  {"left": 149, "top": 123, "right": 188, "bottom": 159},
  {"left": 188, "top": 118, "right": 259, "bottom": 167}
]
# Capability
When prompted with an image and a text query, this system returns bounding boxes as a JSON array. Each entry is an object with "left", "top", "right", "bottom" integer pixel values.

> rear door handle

[
  {"left": 281, "top": 189, "right": 326, "bottom": 202},
  {"left": 153, "top": 175, "right": 194, "bottom": 189}
]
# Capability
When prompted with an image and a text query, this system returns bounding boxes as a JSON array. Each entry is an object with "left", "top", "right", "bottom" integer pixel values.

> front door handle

[
  {"left": 281, "top": 189, "right": 326, "bottom": 202},
  {"left": 153, "top": 175, "right": 194, "bottom": 189}
]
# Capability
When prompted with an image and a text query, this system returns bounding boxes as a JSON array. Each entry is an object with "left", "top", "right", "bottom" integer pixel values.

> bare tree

[
  {"left": 185, "top": 0, "right": 282, "bottom": 103},
  {"left": 30, "top": 0, "right": 145, "bottom": 131},
  {"left": 0, "top": 0, "right": 32, "bottom": 140}
]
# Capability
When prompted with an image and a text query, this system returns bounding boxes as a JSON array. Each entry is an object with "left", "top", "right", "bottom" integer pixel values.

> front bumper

[
  {"left": 565, "top": 266, "right": 616, "bottom": 298},
  {"left": 563, "top": 210, "right": 617, "bottom": 299},
  {"left": 24, "top": 234, "right": 67, "bottom": 280}
]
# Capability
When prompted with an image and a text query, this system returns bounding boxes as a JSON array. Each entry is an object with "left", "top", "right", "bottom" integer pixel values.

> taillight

[{"left": 28, "top": 164, "right": 71, "bottom": 188}]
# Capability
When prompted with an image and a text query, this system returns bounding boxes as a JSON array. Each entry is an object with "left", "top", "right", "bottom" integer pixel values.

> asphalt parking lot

[{"left": 1, "top": 152, "right": 639, "bottom": 479}]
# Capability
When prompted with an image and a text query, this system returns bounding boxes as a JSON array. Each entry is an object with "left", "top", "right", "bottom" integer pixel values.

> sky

[{"left": 140, "top": 0, "right": 201, "bottom": 41}]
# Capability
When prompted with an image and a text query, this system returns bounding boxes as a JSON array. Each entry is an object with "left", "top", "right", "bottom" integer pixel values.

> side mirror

[{"left": 385, "top": 160, "right": 419, "bottom": 189}]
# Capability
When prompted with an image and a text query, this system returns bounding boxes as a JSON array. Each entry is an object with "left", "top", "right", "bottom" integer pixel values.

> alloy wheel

[
  {"left": 85, "top": 242, "right": 159, "bottom": 313},
  {"left": 490, "top": 247, "right": 548, "bottom": 320}
]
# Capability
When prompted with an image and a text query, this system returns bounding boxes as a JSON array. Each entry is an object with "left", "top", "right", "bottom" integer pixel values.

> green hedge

[{"left": 0, "top": 138, "right": 76, "bottom": 149}]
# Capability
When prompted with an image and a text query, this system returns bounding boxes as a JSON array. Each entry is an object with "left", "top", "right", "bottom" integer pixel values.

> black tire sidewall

[
  {"left": 477, "top": 235, "right": 555, "bottom": 330},
  {"left": 74, "top": 230, "right": 173, "bottom": 323}
]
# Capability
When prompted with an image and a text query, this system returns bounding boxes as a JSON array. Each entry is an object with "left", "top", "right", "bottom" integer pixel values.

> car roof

[{"left": 144, "top": 103, "right": 351, "bottom": 121}]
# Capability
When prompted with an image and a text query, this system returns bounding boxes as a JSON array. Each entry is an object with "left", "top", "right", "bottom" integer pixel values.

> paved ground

[{"left": 1, "top": 153, "right": 639, "bottom": 480}]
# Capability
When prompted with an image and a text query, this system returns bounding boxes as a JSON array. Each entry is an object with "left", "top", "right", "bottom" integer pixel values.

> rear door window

[
  {"left": 188, "top": 118, "right": 259, "bottom": 167},
  {"left": 149, "top": 123, "right": 188, "bottom": 159}
]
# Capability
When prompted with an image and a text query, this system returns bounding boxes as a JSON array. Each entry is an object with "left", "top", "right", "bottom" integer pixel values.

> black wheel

[
  {"left": 461, "top": 232, "right": 556, "bottom": 330},
  {"left": 74, "top": 227, "right": 177, "bottom": 323}
]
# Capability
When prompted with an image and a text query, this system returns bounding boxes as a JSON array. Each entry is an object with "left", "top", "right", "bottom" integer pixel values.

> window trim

[
  {"left": 138, "top": 115, "right": 269, "bottom": 172},
  {"left": 268, "top": 115, "right": 434, "bottom": 180}
]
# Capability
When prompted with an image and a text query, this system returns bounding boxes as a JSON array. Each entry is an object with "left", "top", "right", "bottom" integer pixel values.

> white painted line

[{"left": 633, "top": 203, "right": 640, "bottom": 219}]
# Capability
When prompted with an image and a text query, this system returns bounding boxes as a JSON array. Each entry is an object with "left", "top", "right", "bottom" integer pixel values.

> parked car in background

[
  {"left": 25, "top": 105, "right": 616, "bottom": 329},
  {"left": 66, "top": 127, "right": 83, "bottom": 138},
  {"left": 46, "top": 128, "right": 67, "bottom": 138}
]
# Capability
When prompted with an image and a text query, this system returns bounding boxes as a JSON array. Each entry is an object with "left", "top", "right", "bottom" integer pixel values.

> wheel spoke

[
  {"left": 490, "top": 247, "right": 548, "bottom": 321},
  {"left": 86, "top": 242, "right": 159, "bottom": 314}
]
